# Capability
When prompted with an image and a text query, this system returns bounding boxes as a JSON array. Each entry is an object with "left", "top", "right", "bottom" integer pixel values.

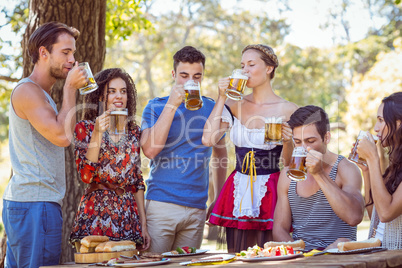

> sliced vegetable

[
  {"left": 275, "top": 247, "right": 281, "bottom": 256},
  {"left": 286, "top": 245, "right": 294, "bottom": 254},
  {"left": 176, "top": 247, "right": 186, "bottom": 254}
]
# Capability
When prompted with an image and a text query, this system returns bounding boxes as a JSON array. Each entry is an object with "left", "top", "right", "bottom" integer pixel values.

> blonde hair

[{"left": 242, "top": 44, "right": 278, "bottom": 79}]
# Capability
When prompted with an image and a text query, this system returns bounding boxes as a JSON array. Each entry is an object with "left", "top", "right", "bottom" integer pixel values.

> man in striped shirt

[{"left": 273, "top": 105, "right": 365, "bottom": 251}]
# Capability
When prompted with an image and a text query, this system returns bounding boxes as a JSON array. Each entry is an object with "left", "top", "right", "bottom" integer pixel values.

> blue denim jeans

[{"left": 2, "top": 200, "right": 62, "bottom": 268}]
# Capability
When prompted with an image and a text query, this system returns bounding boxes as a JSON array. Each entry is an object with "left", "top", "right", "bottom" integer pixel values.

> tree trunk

[{"left": 20, "top": 0, "right": 106, "bottom": 263}]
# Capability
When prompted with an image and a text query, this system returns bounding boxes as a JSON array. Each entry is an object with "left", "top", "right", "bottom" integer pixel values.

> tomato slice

[
  {"left": 182, "top": 246, "right": 190, "bottom": 253},
  {"left": 275, "top": 247, "right": 281, "bottom": 256},
  {"left": 286, "top": 246, "right": 294, "bottom": 254}
]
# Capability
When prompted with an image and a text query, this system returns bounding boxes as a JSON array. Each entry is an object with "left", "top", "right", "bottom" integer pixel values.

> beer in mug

[
  {"left": 287, "top": 147, "right": 308, "bottom": 181},
  {"left": 184, "top": 80, "right": 203, "bottom": 111},
  {"left": 78, "top": 62, "right": 98, "bottom": 95},
  {"left": 264, "top": 117, "right": 282, "bottom": 145},
  {"left": 110, "top": 108, "right": 128, "bottom": 135},
  {"left": 225, "top": 69, "right": 248, "bottom": 101},
  {"left": 348, "top": 131, "right": 378, "bottom": 166}
]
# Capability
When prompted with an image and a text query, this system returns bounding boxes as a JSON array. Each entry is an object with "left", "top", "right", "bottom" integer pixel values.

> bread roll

[
  {"left": 103, "top": 241, "right": 137, "bottom": 252},
  {"left": 80, "top": 245, "right": 95, "bottom": 253},
  {"left": 337, "top": 238, "right": 382, "bottom": 252},
  {"left": 95, "top": 242, "right": 108, "bottom": 253},
  {"left": 264, "top": 239, "right": 305, "bottom": 250},
  {"left": 81, "top": 235, "right": 109, "bottom": 248}
]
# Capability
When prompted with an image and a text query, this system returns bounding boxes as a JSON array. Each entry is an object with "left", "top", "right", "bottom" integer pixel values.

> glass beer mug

[
  {"left": 287, "top": 147, "right": 308, "bottom": 181},
  {"left": 264, "top": 117, "right": 283, "bottom": 145},
  {"left": 78, "top": 62, "right": 98, "bottom": 95},
  {"left": 184, "top": 80, "right": 203, "bottom": 111},
  {"left": 109, "top": 108, "right": 128, "bottom": 135},
  {"left": 225, "top": 69, "right": 249, "bottom": 101},
  {"left": 348, "top": 131, "right": 379, "bottom": 166}
]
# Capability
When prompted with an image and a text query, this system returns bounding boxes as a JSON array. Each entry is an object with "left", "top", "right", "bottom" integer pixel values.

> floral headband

[{"left": 242, "top": 44, "right": 279, "bottom": 67}]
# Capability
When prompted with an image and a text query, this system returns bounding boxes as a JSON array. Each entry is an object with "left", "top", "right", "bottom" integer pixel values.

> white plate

[
  {"left": 161, "top": 249, "right": 209, "bottom": 257},
  {"left": 111, "top": 258, "right": 171, "bottom": 267},
  {"left": 179, "top": 254, "right": 236, "bottom": 265},
  {"left": 239, "top": 253, "right": 304, "bottom": 262},
  {"left": 325, "top": 247, "right": 385, "bottom": 254}
]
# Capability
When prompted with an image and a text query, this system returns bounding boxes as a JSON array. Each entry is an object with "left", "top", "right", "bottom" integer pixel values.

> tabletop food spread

[{"left": 69, "top": 236, "right": 399, "bottom": 267}]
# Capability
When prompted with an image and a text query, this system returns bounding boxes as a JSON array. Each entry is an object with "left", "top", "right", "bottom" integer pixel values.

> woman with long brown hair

[
  {"left": 70, "top": 68, "right": 150, "bottom": 250},
  {"left": 357, "top": 91, "right": 402, "bottom": 249}
]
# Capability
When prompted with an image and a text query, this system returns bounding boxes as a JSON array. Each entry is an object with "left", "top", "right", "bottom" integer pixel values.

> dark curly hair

[
  {"left": 82, "top": 68, "right": 138, "bottom": 131},
  {"left": 173, "top": 46, "right": 206, "bottom": 71}
]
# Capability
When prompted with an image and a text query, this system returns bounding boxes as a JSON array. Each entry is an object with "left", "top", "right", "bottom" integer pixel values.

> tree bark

[{"left": 19, "top": 0, "right": 106, "bottom": 263}]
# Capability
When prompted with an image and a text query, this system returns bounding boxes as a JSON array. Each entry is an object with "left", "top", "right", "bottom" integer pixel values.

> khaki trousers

[{"left": 145, "top": 200, "right": 206, "bottom": 253}]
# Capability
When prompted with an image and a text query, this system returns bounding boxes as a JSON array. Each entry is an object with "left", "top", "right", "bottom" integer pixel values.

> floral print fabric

[{"left": 70, "top": 120, "right": 145, "bottom": 244}]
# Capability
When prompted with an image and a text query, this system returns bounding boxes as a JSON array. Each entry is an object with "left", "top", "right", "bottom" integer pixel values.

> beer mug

[
  {"left": 109, "top": 108, "right": 128, "bottom": 135},
  {"left": 225, "top": 69, "right": 248, "bottom": 101},
  {"left": 348, "top": 131, "right": 379, "bottom": 166},
  {"left": 184, "top": 80, "right": 203, "bottom": 111},
  {"left": 78, "top": 62, "right": 98, "bottom": 95},
  {"left": 287, "top": 147, "right": 308, "bottom": 182},
  {"left": 264, "top": 117, "right": 282, "bottom": 145}
]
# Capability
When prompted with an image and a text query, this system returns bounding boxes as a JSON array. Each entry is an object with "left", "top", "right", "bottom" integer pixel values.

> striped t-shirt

[{"left": 288, "top": 155, "right": 356, "bottom": 251}]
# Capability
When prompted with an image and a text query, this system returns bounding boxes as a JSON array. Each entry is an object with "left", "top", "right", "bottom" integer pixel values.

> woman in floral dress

[{"left": 70, "top": 68, "right": 150, "bottom": 250}]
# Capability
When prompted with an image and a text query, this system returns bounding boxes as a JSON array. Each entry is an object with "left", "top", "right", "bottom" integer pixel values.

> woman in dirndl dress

[{"left": 202, "top": 44, "right": 298, "bottom": 253}]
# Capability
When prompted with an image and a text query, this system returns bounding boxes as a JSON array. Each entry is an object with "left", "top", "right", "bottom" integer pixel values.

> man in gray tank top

[
  {"left": 273, "top": 105, "right": 365, "bottom": 251},
  {"left": 2, "top": 22, "right": 87, "bottom": 268}
]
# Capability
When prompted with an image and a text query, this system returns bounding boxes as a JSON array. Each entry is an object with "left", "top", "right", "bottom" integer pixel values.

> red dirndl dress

[{"left": 209, "top": 145, "right": 281, "bottom": 230}]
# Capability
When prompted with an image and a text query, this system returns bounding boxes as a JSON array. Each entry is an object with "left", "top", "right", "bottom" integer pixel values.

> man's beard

[{"left": 50, "top": 65, "right": 68, "bottom": 80}]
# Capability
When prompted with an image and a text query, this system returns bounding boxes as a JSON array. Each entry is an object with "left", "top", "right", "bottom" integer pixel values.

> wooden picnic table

[{"left": 42, "top": 249, "right": 402, "bottom": 268}]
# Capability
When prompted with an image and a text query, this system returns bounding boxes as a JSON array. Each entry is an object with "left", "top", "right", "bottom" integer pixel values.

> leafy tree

[
  {"left": 0, "top": 0, "right": 150, "bottom": 264},
  {"left": 343, "top": 37, "right": 402, "bottom": 149}
]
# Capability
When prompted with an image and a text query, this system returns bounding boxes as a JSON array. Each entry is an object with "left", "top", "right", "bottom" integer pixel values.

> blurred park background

[{"left": 0, "top": 0, "right": 401, "bottom": 262}]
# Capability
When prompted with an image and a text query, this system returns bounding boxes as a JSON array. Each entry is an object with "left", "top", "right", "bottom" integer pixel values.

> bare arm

[
  {"left": 140, "top": 85, "right": 185, "bottom": 159},
  {"left": 206, "top": 137, "right": 228, "bottom": 220},
  {"left": 361, "top": 169, "right": 374, "bottom": 218},
  {"left": 202, "top": 77, "right": 230, "bottom": 147},
  {"left": 133, "top": 189, "right": 150, "bottom": 250},
  {"left": 280, "top": 123, "right": 294, "bottom": 167},
  {"left": 85, "top": 111, "right": 111, "bottom": 162},
  {"left": 307, "top": 150, "right": 364, "bottom": 226},
  {"left": 280, "top": 103, "right": 298, "bottom": 166},
  {"left": 12, "top": 63, "right": 86, "bottom": 147},
  {"left": 273, "top": 168, "right": 293, "bottom": 242},
  {"left": 359, "top": 136, "right": 402, "bottom": 222}
]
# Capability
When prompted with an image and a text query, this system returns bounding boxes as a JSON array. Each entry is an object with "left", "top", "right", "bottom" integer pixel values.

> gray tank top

[
  {"left": 288, "top": 155, "right": 356, "bottom": 251},
  {"left": 3, "top": 78, "right": 66, "bottom": 206}
]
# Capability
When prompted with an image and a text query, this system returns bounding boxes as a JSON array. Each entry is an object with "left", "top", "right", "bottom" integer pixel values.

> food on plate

[
  {"left": 103, "top": 240, "right": 137, "bottom": 252},
  {"left": 80, "top": 235, "right": 109, "bottom": 248},
  {"left": 240, "top": 244, "right": 297, "bottom": 258},
  {"left": 337, "top": 238, "right": 382, "bottom": 252},
  {"left": 171, "top": 246, "right": 197, "bottom": 254},
  {"left": 263, "top": 239, "right": 305, "bottom": 250}
]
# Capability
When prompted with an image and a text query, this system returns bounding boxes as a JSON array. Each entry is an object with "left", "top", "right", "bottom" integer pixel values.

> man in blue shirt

[{"left": 141, "top": 46, "right": 227, "bottom": 253}]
